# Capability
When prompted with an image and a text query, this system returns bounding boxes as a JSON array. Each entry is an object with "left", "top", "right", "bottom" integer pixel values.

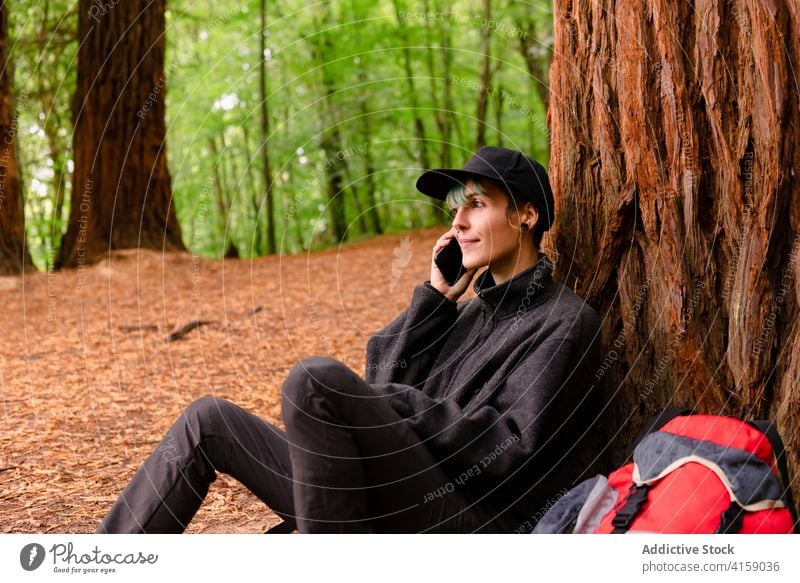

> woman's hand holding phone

[{"left": 431, "top": 228, "right": 478, "bottom": 302}]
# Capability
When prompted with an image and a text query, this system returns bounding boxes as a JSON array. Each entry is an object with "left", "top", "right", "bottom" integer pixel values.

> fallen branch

[
  {"left": 120, "top": 324, "right": 159, "bottom": 333},
  {"left": 166, "top": 320, "right": 216, "bottom": 343}
]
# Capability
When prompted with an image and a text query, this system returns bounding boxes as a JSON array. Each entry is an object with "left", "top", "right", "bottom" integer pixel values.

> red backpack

[{"left": 533, "top": 409, "right": 799, "bottom": 534}]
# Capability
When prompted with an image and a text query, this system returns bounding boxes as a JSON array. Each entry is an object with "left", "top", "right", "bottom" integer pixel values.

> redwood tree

[
  {"left": 56, "top": 0, "right": 184, "bottom": 268},
  {"left": 548, "top": 0, "right": 800, "bottom": 503},
  {"left": 0, "top": 1, "right": 33, "bottom": 275}
]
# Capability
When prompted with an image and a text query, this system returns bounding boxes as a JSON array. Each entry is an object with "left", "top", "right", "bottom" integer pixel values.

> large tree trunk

[
  {"left": 56, "top": 0, "right": 184, "bottom": 269},
  {"left": 549, "top": 0, "right": 800, "bottom": 506},
  {"left": 0, "top": 2, "right": 33, "bottom": 275}
]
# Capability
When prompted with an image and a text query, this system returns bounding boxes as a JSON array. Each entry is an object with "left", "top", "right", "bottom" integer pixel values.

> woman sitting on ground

[{"left": 96, "top": 146, "right": 602, "bottom": 533}]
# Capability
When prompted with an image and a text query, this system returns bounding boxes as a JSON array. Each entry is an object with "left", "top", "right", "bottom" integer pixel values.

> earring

[{"left": 521, "top": 223, "right": 530, "bottom": 231}]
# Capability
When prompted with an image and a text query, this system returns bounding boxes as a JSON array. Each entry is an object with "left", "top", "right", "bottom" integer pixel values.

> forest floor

[{"left": 0, "top": 226, "right": 467, "bottom": 533}]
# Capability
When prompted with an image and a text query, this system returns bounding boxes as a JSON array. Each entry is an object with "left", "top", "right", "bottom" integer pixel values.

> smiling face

[{"left": 446, "top": 178, "right": 539, "bottom": 280}]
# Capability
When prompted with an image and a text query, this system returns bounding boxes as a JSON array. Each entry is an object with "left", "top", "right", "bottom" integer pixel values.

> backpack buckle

[{"left": 611, "top": 484, "right": 650, "bottom": 533}]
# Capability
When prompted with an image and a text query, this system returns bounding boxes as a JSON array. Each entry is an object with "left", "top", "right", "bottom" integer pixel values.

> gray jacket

[{"left": 365, "top": 254, "right": 603, "bottom": 527}]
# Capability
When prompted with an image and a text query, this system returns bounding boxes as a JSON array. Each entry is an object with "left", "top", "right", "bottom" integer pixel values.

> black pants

[{"left": 97, "top": 356, "right": 515, "bottom": 533}]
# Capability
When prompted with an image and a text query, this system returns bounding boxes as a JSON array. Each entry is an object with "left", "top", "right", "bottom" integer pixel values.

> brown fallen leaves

[{"left": 0, "top": 227, "right": 458, "bottom": 533}]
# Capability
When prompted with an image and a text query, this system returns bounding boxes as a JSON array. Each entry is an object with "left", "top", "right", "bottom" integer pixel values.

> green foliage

[{"left": 9, "top": 0, "right": 553, "bottom": 266}]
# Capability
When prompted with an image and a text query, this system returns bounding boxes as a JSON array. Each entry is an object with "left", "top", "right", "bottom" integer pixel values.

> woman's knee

[
  {"left": 181, "top": 396, "right": 239, "bottom": 435},
  {"left": 281, "top": 356, "right": 356, "bottom": 417}
]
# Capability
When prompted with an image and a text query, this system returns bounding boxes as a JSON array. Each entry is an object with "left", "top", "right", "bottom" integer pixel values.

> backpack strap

[
  {"left": 747, "top": 420, "right": 800, "bottom": 534},
  {"left": 625, "top": 407, "right": 691, "bottom": 459}
]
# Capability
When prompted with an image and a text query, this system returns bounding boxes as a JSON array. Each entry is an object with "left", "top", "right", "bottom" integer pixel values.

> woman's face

[{"left": 448, "top": 179, "right": 529, "bottom": 272}]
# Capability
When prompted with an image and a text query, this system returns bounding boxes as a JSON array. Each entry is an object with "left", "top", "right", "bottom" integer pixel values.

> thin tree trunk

[
  {"left": 217, "top": 132, "right": 233, "bottom": 212},
  {"left": 342, "top": 161, "right": 368, "bottom": 236},
  {"left": 354, "top": 63, "right": 383, "bottom": 235},
  {"left": 550, "top": 0, "right": 800, "bottom": 505},
  {"left": 319, "top": 134, "right": 348, "bottom": 243},
  {"left": 516, "top": 10, "right": 551, "bottom": 112},
  {"left": 240, "top": 125, "right": 262, "bottom": 251},
  {"left": 208, "top": 137, "right": 238, "bottom": 258},
  {"left": 283, "top": 157, "right": 304, "bottom": 252},
  {"left": 391, "top": 0, "right": 430, "bottom": 171},
  {"left": 421, "top": 0, "right": 448, "bottom": 222},
  {"left": 392, "top": 0, "right": 443, "bottom": 224},
  {"left": 221, "top": 130, "right": 245, "bottom": 228},
  {"left": 274, "top": 71, "right": 305, "bottom": 252},
  {"left": 259, "top": 0, "right": 275, "bottom": 255},
  {"left": 474, "top": 0, "right": 493, "bottom": 150},
  {"left": 494, "top": 83, "right": 504, "bottom": 147},
  {"left": 57, "top": 0, "right": 184, "bottom": 268},
  {"left": 311, "top": 1, "right": 348, "bottom": 244},
  {"left": 422, "top": 0, "right": 446, "bottom": 142},
  {"left": 0, "top": 2, "right": 33, "bottom": 274},
  {"left": 440, "top": 15, "right": 453, "bottom": 170},
  {"left": 35, "top": 0, "right": 70, "bottom": 252},
  {"left": 359, "top": 119, "right": 384, "bottom": 236}
]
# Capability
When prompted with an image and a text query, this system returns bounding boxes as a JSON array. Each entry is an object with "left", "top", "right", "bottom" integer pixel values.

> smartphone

[{"left": 434, "top": 237, "right": 467, "bottom": 285}]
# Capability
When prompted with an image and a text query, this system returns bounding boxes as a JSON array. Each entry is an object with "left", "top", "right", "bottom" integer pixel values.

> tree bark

[
  {"left": 549, "top": 0, "right": 800, "bottom": 505},
  {"left": 56, "top": 0, "right": 184, "bottom": 269},
  {"left": 0, "top": 2, "right": 33, "bottom": 275}
]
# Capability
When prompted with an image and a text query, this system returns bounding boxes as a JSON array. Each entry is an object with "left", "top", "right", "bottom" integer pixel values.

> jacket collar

[{"left": 472, "top": 253, "right": 554, "bottom": 318}]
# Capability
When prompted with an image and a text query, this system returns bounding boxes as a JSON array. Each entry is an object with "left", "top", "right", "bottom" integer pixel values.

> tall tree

[
  {"left": 0, "top": 1, "right": 33, "bottom": 275},
  {"left": 549, "top": 0, "right": 800, "bottom": 502},
  {"left": 56, "top": 0, "right": 184, "bottom": 268}
]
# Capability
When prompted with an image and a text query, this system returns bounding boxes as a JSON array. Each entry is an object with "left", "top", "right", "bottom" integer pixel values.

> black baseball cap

[{"left": 415, "top": 146, "right": 555, "bottom": 230}]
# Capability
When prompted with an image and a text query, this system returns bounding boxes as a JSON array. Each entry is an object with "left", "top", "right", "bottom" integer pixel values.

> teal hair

[
  {"left": 445, "top": 177, "right": 542, "bottom": 248},
  {"left": 445, "top": 178, "right": 485, "bottom": 213}
]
